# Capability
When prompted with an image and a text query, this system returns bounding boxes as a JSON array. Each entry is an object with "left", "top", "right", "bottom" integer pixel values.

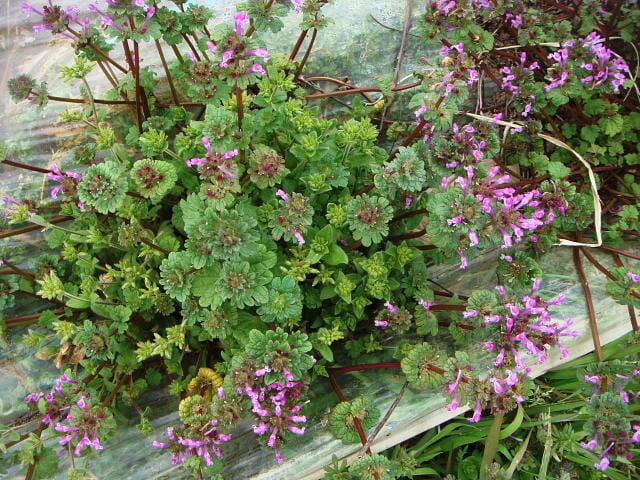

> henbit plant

[{"left": 0, "top": 0, "right": 639, "bottom": 479}]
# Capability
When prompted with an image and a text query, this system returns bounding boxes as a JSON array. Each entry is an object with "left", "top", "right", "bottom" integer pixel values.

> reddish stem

[
  {"left": 2, "top": 159, "right": 51, "bottom": 174},
  {"left": 573, "top": 248, "right": 604, "bottom": 361},
  {"left": 289, "top": 29, "right": 309, "bottom": 61},
  {"left": 0, "top": 216, "right": 74, "bottom": 240},
  {"left": 295, "top": 28, "right": 318, "bottom": 78},
  {"left": 327, "top": 362, "right": 401, "bottom": 374},
  {"left": 390, "top": 208, "right": 428, "bottom": 224},
  {"left": 328, "top": 373, "right": 370, "bottom": 449}
]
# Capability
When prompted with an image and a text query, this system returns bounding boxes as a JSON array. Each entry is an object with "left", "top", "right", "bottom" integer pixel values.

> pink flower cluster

[
  {"left": 48, "top": 163, "right": 82, "bottom": 199},
  {"left": 88, "top": 2, "right": 155, "bottom": 34},
  {"left": 431, "top": 123, "right": 491, "bottom": 171},
  {"left": 152, "top": 420, "right": 232, "bottom": 467},
  {"left": 442, "top": 165, "right": 559, "bottom": 268},
  {"left": 211, "top": 12, "right": 268, "bottom": 77},
  {"left": 580, "top": 369, "right": 640, "bottom": 471},
  {"left": 1, "top": 196, "right": 36, "bottom": 219},
  {"left": 499, "top": 52, "right": 539, "bottom": 117},
  {"left": 24, "top": 375, "right": 107, "bottom": 457},
  {"left": 242, "top": 366, "right": 308, "bottom": 463},
  {"left": 20, "top": 2, "right": 88, "bottom": 38},
  {"left": 187, "top": 137, "right": 239, "bottom": 181},
  {"left": 577, "top": 32, "right": 630, "bottom": 93},
  {"left": 445, "top": 280, "right": 578, "bottom": 422},
  {"left": 545, "top": 32, "right": 630, "bottom": 93},
  {"left": 436, "top": 43, "right": 479, "bottom": 97},
  {"left": 473, "top": 280, "right": 578, "bottom": 368}
]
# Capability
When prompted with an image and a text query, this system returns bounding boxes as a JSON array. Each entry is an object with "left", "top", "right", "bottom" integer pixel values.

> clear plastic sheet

[{"left": 1, "top": 1, "right": 634, "bottom": 479}]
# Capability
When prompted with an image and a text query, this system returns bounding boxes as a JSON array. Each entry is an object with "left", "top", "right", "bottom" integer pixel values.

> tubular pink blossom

[
  {"left": 266, "top": 427, "right": 278, "bottom": 447},
  {"left": 418, "top": 299, "right": 432, "bottom": 311},
  {"left": 468, "top": 398, "right": 482, "bottom": 422},
  {"left": 384, "top": 301, "right": 396, "bottom": 315},
  {"left": 233, "top": 12, "right": 248, "bottom": 37},
  {"left": 274, "top": 447, "right": 283, "bottom": 463},
  {"left": 290, "top": 229, "right": 305, "bottom": 245},
  {"left": 275, "top": 189, "right": 289, "bottom": 202}
]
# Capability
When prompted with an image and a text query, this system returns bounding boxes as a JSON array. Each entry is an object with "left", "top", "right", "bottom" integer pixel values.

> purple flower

[
  {"left": 492, "top": 190, "right": 544, "bottom": 248},
  {"left": 46, "top": 163, "right": 82, "bottom": 199},
  {"left": 247, "top": 48, "right": 269, "bottom": 60},
  {"left": 404, "top": 197, "right": 413, "bottom": 209},
  {"left": 584, "top": 374, "right": 600, "bottom": 384},
  {"left": 276, "top": 189, "right": 289, "bottom": 202},
  {"left": 290, "top": 229, "right": 305, "bottom": 245},
  {"left": 219, "top": 50, "right": 234, "bottom": 68},
  {"left": 246, "top": 64, "right": 267, "bottom": 76},
  {"left": 468, "top": 398, "right": 482, "bottom": 423},
  {"left": 626, "top": 271, "right": 640, "bottom": 285},
  {"left": 383, "top": 301, "right": 397, "bottom": 315},
  {"left": 290, "top": 0, "right": 304, "bottom": 12},
  {"left": 418, "top": 299, "right": 432, "bottom": 311},
  {"left": 234, "top": 12, "right": 248, "bottom": 38}
]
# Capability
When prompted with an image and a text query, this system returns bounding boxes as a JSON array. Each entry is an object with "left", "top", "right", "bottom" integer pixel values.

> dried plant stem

[
  {"left": 390, "top": 208, "right": 428, "bottom": 224},
  {"left": 355, "top": 381, "right": 409, "bottom": 459},
  {"left": 2, "top": 259, "right": 35, "bottom": 280},
  {"left": 387, "top": 228, "right": 426, "bottom": 242},
  {"left": 133, "top": 40, "right": 151, "bottom": 119},
  {"left": 100, "top": 374, "right": 128, "bottom": 408},
  {"left": 235, "top": 85, "right": 245, "bottom": 163},
  {"left": 67, "top": 27, "right": 127, "bottom": 73},
  {"left": 171, "top": 45, "right": 184, "bottom": 64},
  {"left": 182, "top": 33, "right": 201, "bottom": 61},
  {"left": 155, "top": 39, "right": 180, "bottom": 106},
  {"left": 122, "top": 40, "right": 142, "bottom": 132},
  {"left": 327, "top": 362, "right": 401, "bottom": 374},
  {"left": 5, "top": 310, "right": 64, "bottom": 326},
  {"left": 140, "top": 238, "right": 170, "bottom": 255},
  {"left": 15, "top": 289, "right": 68, "bottom": 308},
  {"left": 573, "top": 247, "right": 604, "bottom": 361},
  {"left": 46, "top": 95, "right": 134, "bottom": 105},
  {"left": 598, "top": 244, "right": 640, "bottom": 261},
  {"left": 304, "top": 82, "right": 420, "bottom": 99}
]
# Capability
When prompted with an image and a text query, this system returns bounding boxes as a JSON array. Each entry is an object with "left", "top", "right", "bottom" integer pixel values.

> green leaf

[
  {"left": 599, "top": 115, "right": 623, "bottom": 137},
  {"left": 315, "top": 343, "right": 334, "bottom": 362},
  {"left": 324, "top": 244, "right": 348, "bottom": 266},
  {"left": 66, "top": 297, "right": 91, "bottom": 309},
  {"left": 546, "top": 161, "right": 571, "bottom": 179},
  {"left": 580, "top": 125, "right": 599, "bottom": 143},
  {"left": 499, "top": 404, "right": 524, "bottom": 439},
  {"left": 31, "top": 447, "right": 59, "bottom": 480},
  {"left": 145, "top": 368, "right": 163, "bottom": 386},
  {"left": 91, "top": 303, "right": 132, "bottom": 323}
]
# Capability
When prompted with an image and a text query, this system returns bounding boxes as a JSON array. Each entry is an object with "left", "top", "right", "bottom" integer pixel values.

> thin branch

[
  {"left": 0, "top": 216, "right": 74, "bottom": 240},
  {"left": 355, "top": 381, "right": 409, "bottom": 459},
  {"left": 572, "top": 248, "right": 604, "bottom": 361},
  {"left": 295, "top": 28, "right": 318, "bottom": 78},
  {"left": 155, "top": 39, "right": 180, "bottom": 106}
]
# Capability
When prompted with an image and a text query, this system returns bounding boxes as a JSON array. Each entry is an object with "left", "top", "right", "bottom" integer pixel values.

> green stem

[{"left": 480, "top": 412, "right": 504, "bottom": 480}]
